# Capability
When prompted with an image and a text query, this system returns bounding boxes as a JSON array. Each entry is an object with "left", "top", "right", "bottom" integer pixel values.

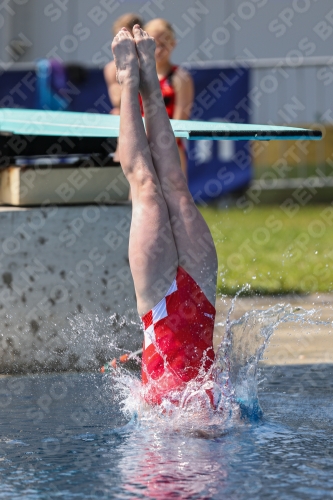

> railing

[
  {"left": 186, "top": 55, "right": 333, "bottom": 186},
  {"left": 7, "top": 55, "right": 333, "bottom": 125},
  {"left": 5, "top": 57, "right": 333, "bottom": 187},
  {"left": 186, "top": 55, "right": 333, "bottom": 125}
]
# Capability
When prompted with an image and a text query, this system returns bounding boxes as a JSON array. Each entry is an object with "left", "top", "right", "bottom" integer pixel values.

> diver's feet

[
  {"left": 111, "top": 28, "right": 139, "bottom": 89},
  {"left": 132, "top": 24, "right": 159, "bottom": 96}
]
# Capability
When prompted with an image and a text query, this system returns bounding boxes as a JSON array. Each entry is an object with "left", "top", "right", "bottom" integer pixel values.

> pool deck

[{"left": 214, "top": 294, "right": 333, "bottom": 366}]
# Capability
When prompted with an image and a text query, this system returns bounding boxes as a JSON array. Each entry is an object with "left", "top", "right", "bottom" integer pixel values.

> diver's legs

[
  {"left": 133, "top": 25, "right": 217, "bottom": 306},
  {"left": 112, "top": 28, "right": 178, "bottom": 316}
]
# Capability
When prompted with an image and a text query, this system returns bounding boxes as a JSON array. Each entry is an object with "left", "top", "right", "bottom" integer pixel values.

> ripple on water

[{"left": 0, "top": 301, "right": 332, "bottom": 499}]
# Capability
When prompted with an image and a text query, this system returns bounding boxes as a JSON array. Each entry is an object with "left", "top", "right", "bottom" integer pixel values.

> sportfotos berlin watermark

[{"left": 0, "top": 0, "right": 332, "bottom": 373}]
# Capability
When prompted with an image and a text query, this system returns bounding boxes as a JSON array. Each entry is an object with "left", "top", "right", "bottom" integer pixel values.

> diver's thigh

[
  {"left": 129, "top": 190, "right": 178, "bottom": 316},
  {"left": 164, "top": 190, "right": 217, "bottom": 306}
]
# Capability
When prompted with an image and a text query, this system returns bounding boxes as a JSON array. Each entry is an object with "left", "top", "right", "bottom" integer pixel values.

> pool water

[
  {"left": 0, "top": 365, "right": 332, "bottom": 500},
  {"left": 1, "top": 302, "right": 333, "bottom": 499}
]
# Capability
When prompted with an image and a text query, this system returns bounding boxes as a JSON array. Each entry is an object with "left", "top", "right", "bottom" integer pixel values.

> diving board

[
  {"left": 0, "top": 108, "right": 322, "bottom": 160},
  {"left": 0, "top": 108, "right": 323, "bottom": 206}
]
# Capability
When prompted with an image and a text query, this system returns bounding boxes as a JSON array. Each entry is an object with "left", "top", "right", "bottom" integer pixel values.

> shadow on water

[{"left": 0, "top": 300, "right": 333, "bottom": 499}]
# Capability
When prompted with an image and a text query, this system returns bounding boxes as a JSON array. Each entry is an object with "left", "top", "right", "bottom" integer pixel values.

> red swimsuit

[
  {"left": 141, "top": 267, "right": 216, "bottom": 406},
  {"left": 139, "top": 65, "right": 178, "bottom": 118},
  {"left": 159, "top": 65, "right": 178, "bottom": 118}
]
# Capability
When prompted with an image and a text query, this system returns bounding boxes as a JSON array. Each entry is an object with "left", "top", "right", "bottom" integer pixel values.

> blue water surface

[{"left": 0, "top": 365, "right": 332, "bottom": 499}]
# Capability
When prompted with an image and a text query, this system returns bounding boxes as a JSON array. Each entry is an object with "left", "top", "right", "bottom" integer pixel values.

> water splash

[
  {"left": 61, "top": 311, "right": 141, "bottom": 371},
  {"left": 217, "top": 303, "right": 318, "bottom": 420},
  {"left": 106, "top": 299, "right": 329, "bottom": 433}
]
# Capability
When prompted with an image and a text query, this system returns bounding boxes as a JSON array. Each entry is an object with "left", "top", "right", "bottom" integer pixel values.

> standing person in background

[
  {"left": 143, "top": 18, "right": 194, "bottom": 177},
  {"left": 104, "top": 13, "right": 144, "bottom": 116}
]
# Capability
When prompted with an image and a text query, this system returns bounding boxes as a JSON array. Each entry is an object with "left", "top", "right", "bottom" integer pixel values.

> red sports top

[{"left": 139, "top": 65, "right": 178, "bottom": 118}]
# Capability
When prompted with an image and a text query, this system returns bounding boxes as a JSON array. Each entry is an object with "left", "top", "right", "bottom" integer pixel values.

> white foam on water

[{"left": 103, "top": 297, "right": 331, "bottom": 434}]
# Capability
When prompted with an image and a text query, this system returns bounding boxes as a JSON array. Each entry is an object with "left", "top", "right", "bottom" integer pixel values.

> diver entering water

[{"left": 112, "top": 25, "right": 218, "bottom": 406}]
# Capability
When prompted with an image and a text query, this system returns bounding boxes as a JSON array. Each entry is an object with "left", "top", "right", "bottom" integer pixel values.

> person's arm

[
  {"left": 172, "top": 67, "right": 194, "bottom": 120},
  {"left": 103, "top": 61, "right": 121, "bottom": 114}
]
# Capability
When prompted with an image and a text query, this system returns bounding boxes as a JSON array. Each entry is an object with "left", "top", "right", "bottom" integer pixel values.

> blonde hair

[
  {"left": 144, "top": 18, "right": 175, "bottom": 39},
  {"left": 112, "top": 13, "right": 143, "bottom": 36}
]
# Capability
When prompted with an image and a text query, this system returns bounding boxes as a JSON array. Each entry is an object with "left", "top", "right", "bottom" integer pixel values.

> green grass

[
  {"left": 253, "top": 163, "right": 329, "bottom": 180},
  {"left": 200, "top": 205, "right": 333, "bottom": 296}
]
